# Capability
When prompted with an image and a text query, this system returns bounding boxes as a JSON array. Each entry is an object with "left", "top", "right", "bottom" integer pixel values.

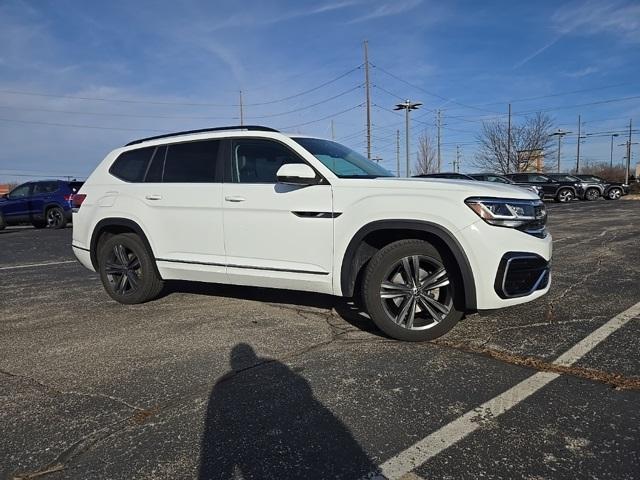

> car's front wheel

[
  {"left": 606, "top": 187, "right": 623, "bottom": 200},
  {"left": 555, "top": 188, "right": 574, "bottom": 203},
  {"left": 98, "top": 233, "right": 164, "bottom": 304},
  {"left": 361, "top": 239, "right": 464, "bottom": 341},
  {"left": 584, "top": 188, "right": 600, "bottom": 201}
]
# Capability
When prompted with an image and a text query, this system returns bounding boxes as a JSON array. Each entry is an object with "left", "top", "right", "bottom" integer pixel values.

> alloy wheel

[
  {"left": 585, "top": 189, "right": 599, "bottom": 201},
  {"left": 558, "top": 190, "right": 573, "bottom": 202},
  {"left": 379, "top": 255, "right": 453, "bottom": 331},
  {"left": 105, "top": 244, "right": 142, "bottom": 296},
  {"left": 46, "top": 208, "right": 63, "bottom": 228},
  {"left": 609, "top": 188, "right": 622, "bottom": 200}
]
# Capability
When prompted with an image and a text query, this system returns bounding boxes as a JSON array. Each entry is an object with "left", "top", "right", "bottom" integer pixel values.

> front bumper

[{"left": 458, "top": 219, "right": 552, "bottom": 310}]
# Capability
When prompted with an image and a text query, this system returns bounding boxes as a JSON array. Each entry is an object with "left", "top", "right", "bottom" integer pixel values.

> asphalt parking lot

[{"left": 1, "top": 199, "right": 639, "bottom": 480}]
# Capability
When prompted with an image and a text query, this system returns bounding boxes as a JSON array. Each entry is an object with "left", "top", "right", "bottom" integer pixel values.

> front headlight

[{"left": 465, "top": 197, "right": 547, "bottom": 236}]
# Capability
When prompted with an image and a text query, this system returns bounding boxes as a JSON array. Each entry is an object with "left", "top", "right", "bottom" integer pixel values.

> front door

[
  {"left": 222, "top": 138, "right": 334, "bottom": 294},
  {"left": 2, "top": 183, "right": 32, "bottom": 223}
]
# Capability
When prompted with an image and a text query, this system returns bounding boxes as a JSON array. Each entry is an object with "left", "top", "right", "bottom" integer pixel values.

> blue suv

[{"left": 0, "top": 180, "right": 83, "bottom": 230}]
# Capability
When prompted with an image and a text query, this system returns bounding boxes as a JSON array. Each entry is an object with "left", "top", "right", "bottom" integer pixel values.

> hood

[{"left": 343, "top": 176, "right": 539, "bottom": 200}]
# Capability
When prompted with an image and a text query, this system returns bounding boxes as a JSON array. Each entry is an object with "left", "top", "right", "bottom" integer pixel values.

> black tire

[
  {"left": 361, "top": 239, "right": 464, "bottom": 342},
  {"left": 605, "top": 187, "right": 623, "bottom": 200},
  {"left": 45, "top": 206, "right": 67, "bottom": 229},
  {"left": 98, "top": 233, "right": 164, "bottom": 304},
  {"left": 584, "top": 188, "right": 600, "bottom": 201},
  {"left": 32, "top": 220, "right": 47, "bottom": 229},
  {"left": 555, "top": 188, "right": 574, "bottom": 203}
]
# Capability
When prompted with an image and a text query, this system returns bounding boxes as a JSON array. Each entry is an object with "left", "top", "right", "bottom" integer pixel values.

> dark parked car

[
  {"left": 504, "top": 173, "right": 582, "bottom": 203},
  {"left": 413, "top": 172, "right": 475, "bottom": 180},
  {"left": 469, "top": 173, "right": 544, "bottom": 198},
  {"left": 574, "top": 174, "right": 629, "bottom": 200},
  {"left": 0, "top": 180, "right": 83, "bottom": 230}
]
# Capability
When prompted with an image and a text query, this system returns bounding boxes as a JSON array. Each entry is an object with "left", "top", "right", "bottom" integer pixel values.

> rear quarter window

[{"left": 109, "top": 147, "right": 155, "bottom": 182}]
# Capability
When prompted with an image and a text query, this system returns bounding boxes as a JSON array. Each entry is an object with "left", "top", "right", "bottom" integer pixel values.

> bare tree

[
  {"left": 473, "top": 113, "right": 555, "bottom": 173},
  {"left": 414, "top": 130, "right": 438, "bottom": 175},
  {"left": 580, "top": 161, "right": 627, "bottom": 182}
]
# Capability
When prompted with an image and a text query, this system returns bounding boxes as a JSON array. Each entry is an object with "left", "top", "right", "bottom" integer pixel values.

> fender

[
  {"left": 340, "top": 220, "right": 477, "bottom": 311},
  {"left": 89, "top": 217, "right": 156, "bottom": 271}
]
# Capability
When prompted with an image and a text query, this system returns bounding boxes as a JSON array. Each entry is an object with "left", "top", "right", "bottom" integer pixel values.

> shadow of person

[{"left": 198, "top": 344, "right": 379, "bottom": 480}]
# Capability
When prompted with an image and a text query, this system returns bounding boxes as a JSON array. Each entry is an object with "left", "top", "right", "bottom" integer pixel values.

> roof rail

[{"left": 124, "top": 125, "right": 280, "bottom": 146}]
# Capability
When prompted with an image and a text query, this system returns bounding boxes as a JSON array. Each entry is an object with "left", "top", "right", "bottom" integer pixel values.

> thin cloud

[
  {"left": 513, "top": 35, "right": 563, "bottom": 69},
  {"left": 563, "top": 66, "right": 599, "bottom": 78},
  {"left": 347, "top": 0, "right": 422, "bottom": 24}
]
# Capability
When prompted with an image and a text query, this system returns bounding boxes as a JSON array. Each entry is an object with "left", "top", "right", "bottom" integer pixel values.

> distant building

[
  {"left": 0, "top": 184, "right": 10, "bottom": 195},
  {"left": 518, "top": 149, "right": 545, "bottom": 172}
]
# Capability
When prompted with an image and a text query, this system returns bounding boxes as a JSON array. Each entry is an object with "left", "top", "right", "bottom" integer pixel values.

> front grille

[{"left": 495, "top": 253, "right": 550, "bottom": 299}]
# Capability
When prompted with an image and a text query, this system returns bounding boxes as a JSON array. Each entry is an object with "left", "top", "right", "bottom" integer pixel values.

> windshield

[{"left": 292, "top": 137, "right": 393, "bottom": 178}]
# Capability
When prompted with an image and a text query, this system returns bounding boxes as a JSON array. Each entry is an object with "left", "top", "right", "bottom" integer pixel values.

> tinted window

[
  {"left": 510, "top": 174, "right": 527, "bottom": 182},
  {"left": 110, "top": 147, "right": 155, "bottom": 182},
  {"left": 528, "top": 174, "right": 550, "bottom": 183},
  {"left": 550, "top": 175, "right": 579, "bottom": 182},
  {"left": 232, "top": 139, "right": 304, "bottom": 183},
  {"left": 485, "top": 175, "right": 511, "bottom": 184},
  {"left": 8, "top": 183, "right": 31, "bottom": 199},
  {"left": 33, "top": 181, "right": 59, "bottom": 194},
  {"left": 144, "top": 146, "right": 166, "bottom": 183},
  {"left": 68, "top": 182, "right": 84, "bottom": 193},
  {"left": 163, "top": 140, "right": 220, "bottom": 183}
]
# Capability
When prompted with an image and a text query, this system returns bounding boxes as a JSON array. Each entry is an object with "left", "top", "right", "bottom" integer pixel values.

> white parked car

[{"left": 72, "top": 126, "right": 551, "bottom": 341}]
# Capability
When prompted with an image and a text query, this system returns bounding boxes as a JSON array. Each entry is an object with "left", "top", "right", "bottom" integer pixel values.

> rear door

[
  {"left": 221, "top": 138, "right": 333, "bottom": 293},
  {"left": 527, "top": 174, "right": 557, "bottom": 196},
  {"left": 31, "top": 181, "right": 60, "bottom": 218}
]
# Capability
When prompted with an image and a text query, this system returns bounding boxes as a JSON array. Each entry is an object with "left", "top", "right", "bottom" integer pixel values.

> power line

[
  {"left": 0, "top": 65, "right": 363, "bottom": 108},
  {"left": 0, "top": 117, "right": 166, "bottom": 132},
  {"left": 249, "top": 85, "right": 363, "bottom": 118},
  {"left": 280, "top": 104, "right": 363, "bottom": 130}
]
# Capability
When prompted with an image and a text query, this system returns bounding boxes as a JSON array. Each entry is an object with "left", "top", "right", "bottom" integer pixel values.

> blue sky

[{"left": 0, "top": 0, "right": 638, "bottom": 181}]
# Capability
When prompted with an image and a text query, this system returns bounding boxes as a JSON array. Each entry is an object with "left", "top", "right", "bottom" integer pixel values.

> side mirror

[{"left": 276, "top": 163, "right": 319, "bottom": 185}]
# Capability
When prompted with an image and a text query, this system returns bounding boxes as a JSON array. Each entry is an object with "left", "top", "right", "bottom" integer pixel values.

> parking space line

[
  {"left": 0, "top": 260, "right": 76, "bottom": 271},
  {"left": 370, "top": 300, "right": 640, "bottom": 480}
]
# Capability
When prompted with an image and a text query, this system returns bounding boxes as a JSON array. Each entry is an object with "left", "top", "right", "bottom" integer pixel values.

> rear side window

[
  {"left": 110, "top": 147, "right": 155, "bottom": 182},
  {"left": 33, "top": 181, "right": 59, "bottom": 194},
  {"left": 68, "top": 182, "right": 84, "bottom": 193},
  {"left": 163, "top": 140, "right": 220, "bottom": 183}
]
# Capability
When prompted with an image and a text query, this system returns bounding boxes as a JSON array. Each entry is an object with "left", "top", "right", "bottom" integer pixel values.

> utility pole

[
  {"left": 437, "top": 110, "right": 442, "bottom": 173},
  {"left": 550, "top": 130, "right": 569, "bottom": 173},
  {"left": 626, "top": 119, "right": 633, "bottom": 185},
  {"left": 239, "top": 90, "right": 244, "bottom": 126},
  {"left": 610, "top": 133, "right": 619, "bottom": 168},
  {"left": 455, "top": 145, "right": 461, "bottom": 173},
  {"left": 576, "top": 114, "right": 582, "bottom": 173},
  {"left": 331, "top": 120, "right": 335, "bottom": 140},
  {"left": 506, "top": 103, "right": 512, "bottom": 173},
  {"left": 396, "top": 129, "right": 400, "bottom": 177},
  {"left": 394, "top": 100, "right": 422, "bottom": 177},
  {"left": 363, "top": 41, "right": 372, "bottom": 160}
]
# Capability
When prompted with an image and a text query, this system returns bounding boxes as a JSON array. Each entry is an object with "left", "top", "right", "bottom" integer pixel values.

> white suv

[{"left": 72, "top": 126, "right": 551, "bottom": 341}]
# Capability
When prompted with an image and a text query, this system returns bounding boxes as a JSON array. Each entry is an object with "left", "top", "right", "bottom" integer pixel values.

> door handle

[
  {"left": 225, "top": 196, "right": 246, "bottom": 202},
  {"left": 145, "top": 194, "right": 162, "bottom": 200}
]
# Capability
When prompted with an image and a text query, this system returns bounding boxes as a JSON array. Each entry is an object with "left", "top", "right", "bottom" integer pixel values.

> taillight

[
  {"left": 63, "top": 194, "right": 73, "bottom": 202},
  {"left": 72, "top": 194, "right": 86, "bottom": 211}
]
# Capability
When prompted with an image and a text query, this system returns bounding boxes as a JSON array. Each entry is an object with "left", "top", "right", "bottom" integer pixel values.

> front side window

[
  {"left": 528, "top": 174, "right": 550, "bottom": 183},
  {"left": 110, "top": 147, "right": 155, "bottom": 182},
  {"left": 163, "top": 140, "right": 220, "bottom": 183},
  {"left": 292, "top": 137, "right": 393, "bottom": 178},
  {"left": 231, "top": 139, "right": 304, "bottom": 184},
  {"left": 551, "top": 175, "right": 579, "bottom": 182},
  {"left": 486, "top": 175, "right": 510, "bottom": 184},
  {"left": 8, "top": 183, "right": 31, "bottom": 199}
]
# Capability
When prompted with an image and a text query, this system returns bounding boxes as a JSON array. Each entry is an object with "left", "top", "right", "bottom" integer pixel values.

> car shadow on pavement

[
  {"left": 198, "top": 343, "right": 379, "bottom": 480},
  {"left": 163, "top": 280, "right": 386, "bottom": 338}
]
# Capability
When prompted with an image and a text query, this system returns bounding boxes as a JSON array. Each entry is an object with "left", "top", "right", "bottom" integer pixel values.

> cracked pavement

[{"left": 1, "top": 200, "right": 639, "bottom": 479}]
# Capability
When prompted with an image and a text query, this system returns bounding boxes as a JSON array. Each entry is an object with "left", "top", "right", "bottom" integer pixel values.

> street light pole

[
  {"left": 549, "top": 130, "right": 570, "bottom": 173},
  {"left": 394, "top": 100, "right": 422, "bottom": 177},
  {"left": 610, "top": 133, "right": 619, "bottom": 168}
]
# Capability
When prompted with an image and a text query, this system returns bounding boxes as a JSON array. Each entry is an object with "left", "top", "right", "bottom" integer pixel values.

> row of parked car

[
  {"left": 416, "top": 172, "right": 630, "bottom": 203},
  {"left": 0, "top": 180, "right": 84, "bottom": 230}
]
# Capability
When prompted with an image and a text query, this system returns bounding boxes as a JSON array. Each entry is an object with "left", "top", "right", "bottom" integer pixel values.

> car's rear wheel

[
  {"left": 98, "top": 233, "right": 164, "bottom": 304},
  {"left": 606, "top": 187, "right": 622, "bottom": 200},
  {"left": 361, "top": 239, "right": 464, "bottom": 341},
  {"left": 555, "top": 188, "right": 574, "bottom": 203},
  {"left": 584, "top": 188, "right": 600, "bottom": 201},
  {"left": 46, "top": 206, "right": 67, "bottom": 229}
]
